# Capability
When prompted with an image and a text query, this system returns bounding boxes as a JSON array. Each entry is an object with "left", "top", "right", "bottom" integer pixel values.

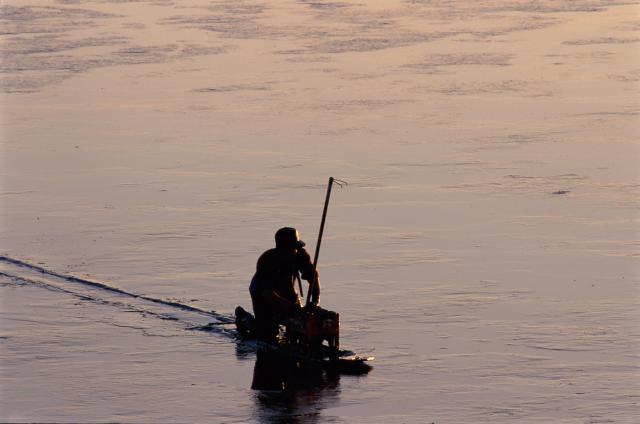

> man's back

[{"left": 251, "top": 248, "right": 299, "bottom": 304}]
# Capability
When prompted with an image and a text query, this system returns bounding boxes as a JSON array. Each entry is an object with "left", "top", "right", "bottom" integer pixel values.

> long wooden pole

[{"left": 306, "top": 177, "right": 334, "bottom": 306}]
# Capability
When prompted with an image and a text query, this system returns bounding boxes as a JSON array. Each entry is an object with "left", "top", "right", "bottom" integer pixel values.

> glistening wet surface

[{"left": 1, "top": 0, "right": 639, "bottom": 422}]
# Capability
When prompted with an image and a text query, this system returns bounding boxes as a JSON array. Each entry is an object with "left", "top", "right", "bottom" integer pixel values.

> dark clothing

[{"left": 250, "top": 247, "right": 319, "bottom": 339}]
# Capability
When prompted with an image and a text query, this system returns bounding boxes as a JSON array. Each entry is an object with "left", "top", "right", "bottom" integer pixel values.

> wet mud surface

[{"left": 1, "top": 0, "right": 639, "bottom": 422}]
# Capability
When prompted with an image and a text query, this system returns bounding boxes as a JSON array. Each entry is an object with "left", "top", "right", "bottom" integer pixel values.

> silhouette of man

[{"left": 250, "top": 227, "right": 320, "bottom": 341}]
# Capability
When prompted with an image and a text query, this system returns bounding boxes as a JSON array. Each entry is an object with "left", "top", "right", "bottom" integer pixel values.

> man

[{"left": 249, "top": 227, "right": 320, "bottom": 341}]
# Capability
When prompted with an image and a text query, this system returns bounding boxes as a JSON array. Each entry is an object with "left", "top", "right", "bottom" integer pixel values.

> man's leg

[{"left": 251, "top": 296, "right": 280, "bottom": 342}]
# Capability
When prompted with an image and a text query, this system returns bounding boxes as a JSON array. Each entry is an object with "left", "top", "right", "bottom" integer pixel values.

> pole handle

[
  {"left": 306, "top": 177, "right": 334, "bottom": 306},
  {"left": 296, "top": 272, "right": 304, "bottom": 299}
]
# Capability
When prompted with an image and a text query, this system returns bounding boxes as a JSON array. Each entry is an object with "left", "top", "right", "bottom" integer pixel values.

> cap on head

[{"left": 275, "top": 227, "right": 306, "bottom": 250}]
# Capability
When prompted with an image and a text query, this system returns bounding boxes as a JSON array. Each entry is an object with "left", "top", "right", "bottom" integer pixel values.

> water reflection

[{"left": 248, "top": 349, "right": 341, "bottom": 423}]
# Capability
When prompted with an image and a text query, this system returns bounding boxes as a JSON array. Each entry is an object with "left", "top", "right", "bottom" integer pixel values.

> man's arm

[
  {"left": 259, "top": 288, "right": 300, "bottom": 310},
  {"left": 297, "top": 248, "right": 320, "bottom": 305}
]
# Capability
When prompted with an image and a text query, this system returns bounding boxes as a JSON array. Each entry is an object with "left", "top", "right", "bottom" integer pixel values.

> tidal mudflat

[{"left": 1, "top": 0, "right": 638, "bottom": 422}]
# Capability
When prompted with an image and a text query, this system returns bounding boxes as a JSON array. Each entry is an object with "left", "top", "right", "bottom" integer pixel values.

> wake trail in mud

[{"left": 0, "top": 255, "right": 236, "bottom": 337}]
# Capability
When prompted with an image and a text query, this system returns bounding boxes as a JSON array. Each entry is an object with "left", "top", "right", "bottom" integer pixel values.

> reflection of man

[
  {"left": 251, "top": 349, "right": 339, "bottom": 392},
  {"left": 250, "top": 350, "right": 340, "bottom": 424},
  {"left": 249, "top": 227, "right": 320, "bottom": 341}
]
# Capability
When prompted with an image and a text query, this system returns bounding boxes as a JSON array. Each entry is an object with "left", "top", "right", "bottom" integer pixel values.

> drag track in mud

[{"left": 0, "top": 255, "right": 236, "bottom": 336}]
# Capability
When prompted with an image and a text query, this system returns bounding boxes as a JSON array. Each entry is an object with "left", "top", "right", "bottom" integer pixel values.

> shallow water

[{"left": 1, "top": 0, "right": 639, "bottom": 422}]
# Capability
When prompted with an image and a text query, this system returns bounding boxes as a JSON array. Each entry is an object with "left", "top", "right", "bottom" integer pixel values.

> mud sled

[{"left": 235, "top": 305, "right": 373, "bottom": 374}]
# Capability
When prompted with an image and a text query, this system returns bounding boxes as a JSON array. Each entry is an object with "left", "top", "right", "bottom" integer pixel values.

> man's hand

[
  {"left": 296, "top": 247, "right": 312, "bottom": 261},
  {"left": 304, "top": 301, "right": 319, "bottom": 312},
  {"left": 289, "top": 299, "right": 302, "bottom": 313}
]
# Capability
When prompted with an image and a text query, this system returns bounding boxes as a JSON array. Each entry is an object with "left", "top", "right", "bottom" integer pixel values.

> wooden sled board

[{"left": 250, "top": 337, "right": 374, "bottom": 374}]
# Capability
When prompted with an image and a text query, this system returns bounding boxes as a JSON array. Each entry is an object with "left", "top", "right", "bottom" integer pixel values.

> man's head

[{"left": 275, "top": 227, "right": 306, "bottom": 251}]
